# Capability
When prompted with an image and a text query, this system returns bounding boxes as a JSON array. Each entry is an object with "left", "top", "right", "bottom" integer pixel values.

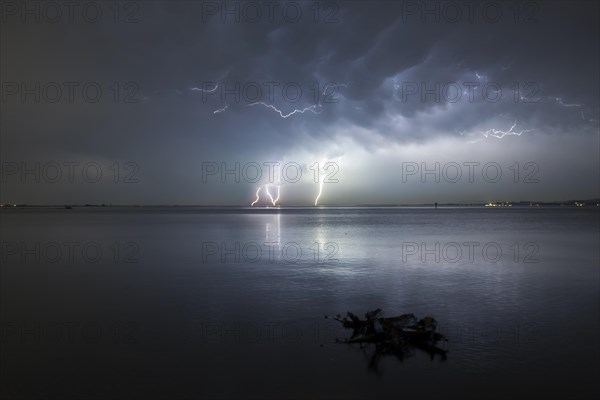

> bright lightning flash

[
  {"left": 251, "top": 186, "right": 261, "bottom": 206},
  {"left": 314, "top": 159, "right": 326, "bottom": 206},
  {"left": 464, "top": 121, "right": 534, "bottom": 143},
  {"left": 250, "top": 155, "right": 341, "bottom": 207},
  {"left": 251, "top": 184, "right": 281, "bottom": 206}
]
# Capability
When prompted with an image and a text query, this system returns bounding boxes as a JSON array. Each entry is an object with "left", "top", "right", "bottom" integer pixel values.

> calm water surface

[{"left": 1, "top": 207, "right": 599, "bottom": 399}]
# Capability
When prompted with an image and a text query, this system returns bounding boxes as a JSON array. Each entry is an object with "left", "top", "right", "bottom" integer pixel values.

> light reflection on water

[{"left": 1, "top": 207, "right": 598, "bottom": 399}]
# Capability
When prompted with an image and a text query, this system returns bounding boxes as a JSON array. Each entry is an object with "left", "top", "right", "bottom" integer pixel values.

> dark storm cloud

[{"left": 1, "top": 1, "right": 598, "bottom": 204}]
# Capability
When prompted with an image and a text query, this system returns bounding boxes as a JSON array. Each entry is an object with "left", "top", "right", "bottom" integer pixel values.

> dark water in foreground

[{"left": 1, "top": 207, "right": 599, "bottom": 399}]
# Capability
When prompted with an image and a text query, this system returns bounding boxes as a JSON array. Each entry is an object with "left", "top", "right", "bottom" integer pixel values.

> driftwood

[{"left": 325, "top": 309, "right": 448, "bottom": 371}]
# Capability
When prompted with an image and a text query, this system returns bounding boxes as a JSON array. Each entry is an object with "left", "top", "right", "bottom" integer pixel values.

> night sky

[{"left": 1, "top": 1, "right": 598, "bottom": 205}]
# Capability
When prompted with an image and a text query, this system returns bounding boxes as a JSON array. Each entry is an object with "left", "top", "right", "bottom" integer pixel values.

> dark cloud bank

[{"left": 1, "top": 1, "right": 598, "bottom": 204}]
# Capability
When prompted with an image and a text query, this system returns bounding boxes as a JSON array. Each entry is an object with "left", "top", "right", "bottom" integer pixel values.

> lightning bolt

[
  {"left": 246, "top": 83, "right": 347, "bottom": 118},
  {"left": 244, "top": 81, "right": 346, "bottom": 207},
  {"left": 251, "top": 162, "right": 282, "bottom": 207},
  {"left": 480, "top": 121, "right": 532, "bottom": 139},
  {"left": 553, "top": 97, "right": 582, "bottom": 107},
  {"left": 250, "top": 183, "right": 281, "bottom": 206},
  {"left": 314, "top": 159, "right": 326, "bottom": 206},
  {"left": 314, "top": 178, "right": 324, "bottom": 206},
  {"left": 251, "top": 186, "right": 261, "bottom": 206},
  {"left": 462, "top": 121, "right": 534, "bottom": 143},
  {"left": 548, "top": 96, "right": 595, "bottom": 123},
  {"left": 189, "top": 83, "right": 219, "bottom": 93},
  {"left": 187, "top": 83, "right": 227, "bottom": 114},
  {"left": 180, "top": 71, "right": 228, "bottom": 95},
  {"left": 265, "top": 184, "right": 275, "bottom": 205},
  {"left": 175, "top": 70, "right": 231, "bottom": 113},
  {"left": 314, "top": 155, "right": 342, "bottom": 206},
  {"left": 251, "top": 153, "right": 341, "bottom": 207},
  {"left": 213, "top": 104, "right": 228, "bottom": 114},
  {"left": 247, "top": 102, "right": 322, "bottom": 118}
]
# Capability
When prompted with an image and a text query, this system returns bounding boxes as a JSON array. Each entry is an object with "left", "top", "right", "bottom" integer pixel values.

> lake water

[{"left": 1, "top": 207, "right": 599, "bottom": 399}]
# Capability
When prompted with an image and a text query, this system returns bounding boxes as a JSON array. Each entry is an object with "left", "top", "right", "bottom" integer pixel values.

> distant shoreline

[{"left": 1, "top": 200, "right": 599, "bottom": 209}]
